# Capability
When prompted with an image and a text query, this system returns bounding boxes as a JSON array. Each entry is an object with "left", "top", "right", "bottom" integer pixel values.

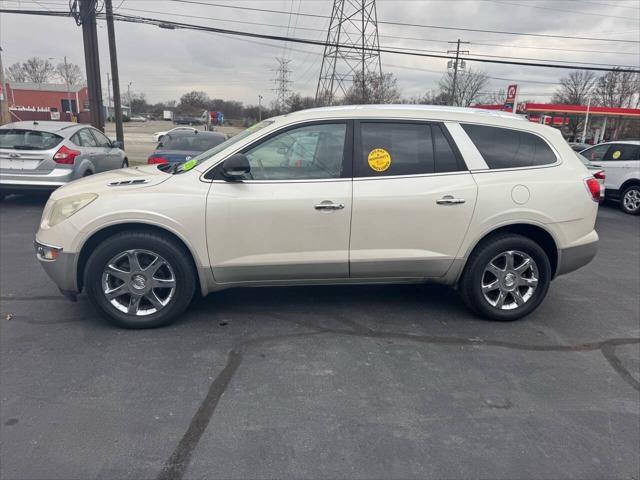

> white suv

[
  {"left": 34, "top": 106, "right": 600, "bottom": 328},
  {"left": 580, "top": 140, "right": 640, "bottom": 215}
]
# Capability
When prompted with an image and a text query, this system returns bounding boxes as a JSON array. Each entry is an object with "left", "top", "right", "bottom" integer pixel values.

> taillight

[
  {"left": 147, "top": 156, "right": 168, "bottom": 165},
  {"left": 593, "top": 170, "right": 605, "bottom": 180},
  {"left": 53, "top": 145, "right": 81, "bottom": 165},
  {"left": 585, "top": 177, "right": 601, "bottom": 202}
]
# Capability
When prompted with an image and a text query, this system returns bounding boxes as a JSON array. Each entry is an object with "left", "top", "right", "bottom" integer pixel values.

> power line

[
  {"left": 165, "top": 0, "right": 640, "bottom": 44},
  {"left": 2, "top": 8, "right": 639, "bottom": 73},
  {"left": 481, "top": 0, "right": 638, "bottom": 20}
]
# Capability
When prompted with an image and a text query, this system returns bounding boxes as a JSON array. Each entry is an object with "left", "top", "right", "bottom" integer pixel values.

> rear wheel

[
  {"left": 620, "top": 185, "right": 640, "bottom": 215},
  {"left": 85, "top": 231, "right": 196, "bottom": 328},
  {"left": 459, "top": 234, "right": 551, "bottom": 321}
]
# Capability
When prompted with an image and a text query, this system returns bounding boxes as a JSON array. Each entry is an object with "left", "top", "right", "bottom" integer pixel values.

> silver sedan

[{"left": 0, "top": 121, "right": 128, "bottom": 198}]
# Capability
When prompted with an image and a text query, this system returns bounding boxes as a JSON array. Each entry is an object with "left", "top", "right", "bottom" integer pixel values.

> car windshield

[
  {"left": 174, "top": 120, "right": 275, "bottom": 173},
  {"left": 158, "top": 134, "right": 224, "bottom": 152},
  {"left": 0, "top": 129, "right": 63, "bottom": 150}
]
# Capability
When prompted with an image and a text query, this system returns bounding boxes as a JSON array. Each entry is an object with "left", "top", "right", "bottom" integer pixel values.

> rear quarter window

[
  {"left": 0, "top": 129, "right": 63, "bottom": 150},
  {"left": 462, "top": 124, "right": 557, "bottom": 169}
]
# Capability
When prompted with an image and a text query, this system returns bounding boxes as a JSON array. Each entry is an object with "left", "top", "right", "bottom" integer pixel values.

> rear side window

[
  {"left": 73, "top": 129, "right": 98, "bottom": 147},
  {"left": 462, "top": 124, "right": 557, "bottom": 169},
  {"left": 0, "top": 129, "right": 63, "bottom": 150},
  {"left": 603, "top": 143, "right": 640, "bottom": 161}
]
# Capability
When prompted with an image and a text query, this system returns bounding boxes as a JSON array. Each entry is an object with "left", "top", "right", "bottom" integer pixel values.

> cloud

[{"left": 1, "top": 0, "right": 638, "bottom": 105}]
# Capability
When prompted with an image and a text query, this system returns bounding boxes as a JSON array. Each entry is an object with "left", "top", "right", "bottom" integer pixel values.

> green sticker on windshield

[{"left": 182, "top": 158, "right": 197, "bottom": 171}]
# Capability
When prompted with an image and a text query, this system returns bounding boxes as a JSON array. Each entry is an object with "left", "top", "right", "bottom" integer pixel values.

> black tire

[
  {"left": 121, "top": 159, "right": 129, "bottom": 168},
  {"left": 84, "top": 231, "right": 196, "bottom": 328},
  {"left": 620, "top": 184, "right": 640, "bottom": 215},
  {"left": 83, "top": 170, "right": 93, "bottom": 177},
  {"left": 459, "top": 234, "right": 551, "bottom": 321}
]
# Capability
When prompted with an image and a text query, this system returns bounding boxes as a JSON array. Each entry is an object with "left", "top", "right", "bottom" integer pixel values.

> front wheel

[
  {"left": 459, "top": 234, "right": 551, "bottom": 321},
  {"left": 620, "top": 185, "right": 640, "bottom": 215},
  {"left": 85, "top": 231, "right": 196, "bottom": 328}
]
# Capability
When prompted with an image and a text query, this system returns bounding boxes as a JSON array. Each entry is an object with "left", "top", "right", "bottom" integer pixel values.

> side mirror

[
  {"left": 222, "top": 153, "right": 251, "bottom": 181},
  {"left": 111, "top": 140, "right": 124, "bottom": 149}
]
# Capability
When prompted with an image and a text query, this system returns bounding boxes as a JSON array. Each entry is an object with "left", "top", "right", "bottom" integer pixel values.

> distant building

[{"left": 3, "top": 81, "right": 89, "bottom": 122}]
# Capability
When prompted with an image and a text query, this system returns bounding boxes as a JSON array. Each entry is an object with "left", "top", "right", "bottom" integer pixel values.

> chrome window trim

[{"left": 353, "top": 170, "right": 471, "bottom": 182}]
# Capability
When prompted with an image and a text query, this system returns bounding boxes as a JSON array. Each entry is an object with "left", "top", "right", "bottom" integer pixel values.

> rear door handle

[
  {"left": 436, "top": 195, "right": 465, "bottom": 205},
  {"left": 314, "top": 202, "right": 345, "bottom": 211}
]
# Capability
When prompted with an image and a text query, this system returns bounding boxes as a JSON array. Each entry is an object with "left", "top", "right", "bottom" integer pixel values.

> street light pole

[
  {"left": 128, "top": 81, "right": 132, "bottom": 116},
  {"left": 105, "top": 0, "right": 124, "bottom": 145},
  {"left": 258, "top": 94, "right": 263, "bottom": 122},
  {"left": 581, "top": 97, "right": 591, "bottom": 144},
  {"left": 63, "top": 56, "right": 72, "bottom": 117}
]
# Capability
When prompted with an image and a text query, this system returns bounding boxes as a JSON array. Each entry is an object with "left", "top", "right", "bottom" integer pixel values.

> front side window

[
  {"left": 75, "top": 129, "right": 98, "bottom": 147},
  {"left": 602, "top": 143, "right": 640, "bottom": 161},
  {"left": 91, "top": 129, "right": 112, "bottom": 148},
  {"left": 241, "top": 123, "right": 347, "bottom": 180},
  {"left": 462, "top": 124, "right": 557, "bottom": 169},
  {"left": 357, "top": 122, "right": 433, "bottom": 177}
]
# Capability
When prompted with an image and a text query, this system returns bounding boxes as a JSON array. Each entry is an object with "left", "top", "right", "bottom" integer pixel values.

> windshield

[
  {"left": 158, "top": 134, "right": 225, "bottom": 152},
  {"left": 175, "top": 120, "right": 275, "bottom": 173},
  {"left": 0, "top": 129, "right": 63, "bottom": 150}
]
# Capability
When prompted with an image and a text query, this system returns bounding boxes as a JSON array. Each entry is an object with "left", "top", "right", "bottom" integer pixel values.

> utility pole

[
  {"left": 105, "top": 0, "right": 123, "bottom": 145},
  {"left": 0, "top": 46, "right": 11, "bottom": 125},
  {"left": 258, "top": 94, "right": 263, "bottom": 122},
  {"left": 63, "top": 56, "right": 72, "bottom": 117},
  {"left": 79, "top": 0, "right": 105, "bottom": 130},
  {"left": 447, "top": 39, "right": 470, "bottom": 107}
]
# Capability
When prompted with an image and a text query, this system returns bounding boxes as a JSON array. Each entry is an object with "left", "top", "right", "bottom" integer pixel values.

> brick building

[{"left": 3, "top": 81, "right": 90, "bottom": 122}]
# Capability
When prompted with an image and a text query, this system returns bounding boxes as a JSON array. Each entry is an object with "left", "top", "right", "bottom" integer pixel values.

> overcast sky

[{"left": 1, "top": 0, "right": 639, "bottom": 106}]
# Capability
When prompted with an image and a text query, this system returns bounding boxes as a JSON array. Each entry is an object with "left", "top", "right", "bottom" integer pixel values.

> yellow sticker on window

[
  {"left": 612, "top": 150, "right": 621, "bottom": 160},
  {"left": 368, "top": 148, "right": 391, "bottom": 172}
]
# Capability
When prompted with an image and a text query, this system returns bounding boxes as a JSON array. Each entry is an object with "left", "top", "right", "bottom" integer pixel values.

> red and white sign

[{"left": 506, "top": 84, "right": 518, "bottom": 103}]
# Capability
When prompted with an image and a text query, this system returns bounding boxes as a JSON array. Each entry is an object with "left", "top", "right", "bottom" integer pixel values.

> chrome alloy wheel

[
  {"left": 101, "top": 249, "right": 176, "bottom": 316},
  {"left": 623, "top": 188, "right": 640, "bottom": 213},
  {"left": 481, "top": 250, "right": 539, "bottom": 310}
]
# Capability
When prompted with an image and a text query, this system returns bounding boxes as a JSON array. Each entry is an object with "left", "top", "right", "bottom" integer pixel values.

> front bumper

[
  {"left": 0, "top": 168, "right": 74, "bottom": 192},
  {"left": 556, "top": 235, "right": 599, "bottom": 277},
  {"left": 35, "top": 240, "right": 79, "bottom": 294}
]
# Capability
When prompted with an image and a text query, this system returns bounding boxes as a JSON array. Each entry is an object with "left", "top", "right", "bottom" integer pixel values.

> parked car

[
  {"left": 151, "top": 126, "right": 198, "bottom": 143},
  {"left": 147, "top": 131, "right": 227, "bottom": 166},
  {"left": 129, "top": 115, "right": 147, "bottom": 122},
  {"left": 580, "top": 140, "right": 640, "bottom": 214},
  {"left": 568, "top": 142, "right": 590, "bottom": 152},
  {"left": 174, "top": 116, "right": 203, "bottom": 126},
  {"left": 35, "top": 105, "right": 599, "bottom": 328},
  {"left": 0, "top": 121, "right": 127, "bottom": 199}
]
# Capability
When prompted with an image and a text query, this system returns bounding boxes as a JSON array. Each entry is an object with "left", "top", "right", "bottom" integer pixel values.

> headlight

[{"left": 46, "top": 193, "right": 98, "bottom": 227}]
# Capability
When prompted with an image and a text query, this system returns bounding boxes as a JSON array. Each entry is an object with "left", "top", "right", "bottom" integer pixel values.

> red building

[{"left": 3, "top": 81, "right": 90, "bottom": 122}]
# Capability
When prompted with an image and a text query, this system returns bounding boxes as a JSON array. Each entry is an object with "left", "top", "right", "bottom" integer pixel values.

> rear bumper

[
  {"left": 0, "top": 168, "right": 74, "bottom": 191},
  {"left": 556, "top": 233, "right": 599, "bottom": 277}
]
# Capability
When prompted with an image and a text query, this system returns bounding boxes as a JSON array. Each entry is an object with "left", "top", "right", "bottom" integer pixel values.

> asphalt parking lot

[{"left": 0, "top": 196, "right": 638, "bottom": 480}]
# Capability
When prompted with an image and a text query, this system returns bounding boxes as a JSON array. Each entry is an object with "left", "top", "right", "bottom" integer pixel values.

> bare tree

[
  {"left": 6, "top": 62, "right": 27, "bottom": 83},
  {"left": 594, "top": 68, "right": 639, "bottom": 108},
  {"left": 56, "top": 61, "right": 84, "bottom": 86},
  {"left": 343, "top": 71, "right": 401, "bottom": 104},
  {"left": 286, "top": 93, "right": 316, "bottom": 113},
  {"left": 21, "top": 57, "right": 55, "bottom": 83},
  {"left": 593, "top": 68, "right": 640, "bottom": 139},
  {"left": 437, "top": 68, "right": 488, "bottom": 107},
  {"left": 551, "top": 70, "right": 597, "bottom": 105},
  {"left": 478, "top": 88, "right": 506, "bottom": 105},
  {"left": 551, "top": 71, "right": 598, "bottom": 140}
]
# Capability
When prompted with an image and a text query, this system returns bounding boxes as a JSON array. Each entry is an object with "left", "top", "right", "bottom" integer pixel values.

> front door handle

[
  {"left": 314, "top": 201, "right": 345, "bottom": 211},
  {"left": 436, "top": 195, "right": 466, "bottom": 205}
]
